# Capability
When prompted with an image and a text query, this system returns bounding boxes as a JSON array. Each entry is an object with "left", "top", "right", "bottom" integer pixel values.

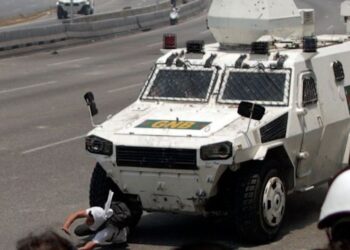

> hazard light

[{"left": 163, "top": 33, "right": 177, "bottom": 49}]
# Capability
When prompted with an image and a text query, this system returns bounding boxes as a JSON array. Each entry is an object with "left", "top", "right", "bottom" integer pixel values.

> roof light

[
  {"left": 186, "top": 40, "right": 204, "bottom": 53},
  {"left": 251, "top": 42, "right": 269, "bottom": 55},
  {"left": 303, "top": 36, "right": 317, "bottom": 53},
  {"left": 163, "top": 33, "right": 177, "bottom": 49}
]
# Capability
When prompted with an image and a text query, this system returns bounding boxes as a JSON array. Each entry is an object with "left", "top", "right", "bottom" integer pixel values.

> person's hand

[{"left": 61, "top": 227, "right": 71, "bottom": 235}]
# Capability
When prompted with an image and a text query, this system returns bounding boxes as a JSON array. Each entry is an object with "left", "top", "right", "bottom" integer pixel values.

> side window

[
  {"left": 333, "top": 61, "right": 345, "bottom": 82},
  {"left": 302, "top": 76, "right": 318, "bottom": 106}
]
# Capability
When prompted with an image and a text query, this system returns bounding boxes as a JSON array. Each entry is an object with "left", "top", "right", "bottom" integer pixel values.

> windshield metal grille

[
  {"left": 218, "top": 69, "right": 290, "bottom": 106},
  {"left": 116, "top": 146, "right": 198, "bottom": 170},
  {"left": 142, "top": 66, "right": 215, "bottom": 102}
]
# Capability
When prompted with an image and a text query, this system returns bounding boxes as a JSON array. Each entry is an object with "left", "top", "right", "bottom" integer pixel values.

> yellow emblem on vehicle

[{"left": 136, "top": 120, "right": 211, "bottom": 130}]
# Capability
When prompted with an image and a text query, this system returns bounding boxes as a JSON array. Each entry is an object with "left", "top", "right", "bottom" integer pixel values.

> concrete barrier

[
  {"left": 0, "top": 0, "right": 209, "bottom": 52},
  {"left": 0, "top": 24, "right": 67, "bottom": 50},
  {"left": 70, "top": 2, "right": 172, "bottom": 23}
]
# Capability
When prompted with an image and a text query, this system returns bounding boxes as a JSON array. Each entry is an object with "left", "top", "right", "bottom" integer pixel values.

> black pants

[{"left": 74, "top": 224, "right": 94, "bottom": 237}]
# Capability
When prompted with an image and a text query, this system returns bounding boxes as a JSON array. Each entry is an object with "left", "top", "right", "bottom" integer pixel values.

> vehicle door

[{"left": 296, "top": 71, "right": 324, "bottom": 179}]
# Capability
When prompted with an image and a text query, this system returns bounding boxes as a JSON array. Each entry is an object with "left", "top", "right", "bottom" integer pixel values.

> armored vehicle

[
  {"left": 83, "top": 0, "right": 350, "bottom": 242},
  {"left": 56, "top": 0, "right": 94, "bottom": 19}
]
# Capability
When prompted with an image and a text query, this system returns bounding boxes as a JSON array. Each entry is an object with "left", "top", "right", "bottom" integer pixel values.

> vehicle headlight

[
  {"left": 85, "top": 135, "right": 113, "bottom": 156},
  {"left": 200, "top": 141, "right": 232, "bottom": 160}
]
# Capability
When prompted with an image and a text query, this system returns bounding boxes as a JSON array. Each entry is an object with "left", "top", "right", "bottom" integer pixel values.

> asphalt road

[{"left": 0, "top": 0, "right": 346, "bottom": 249}]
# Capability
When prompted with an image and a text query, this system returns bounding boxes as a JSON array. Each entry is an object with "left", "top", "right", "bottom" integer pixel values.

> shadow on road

[{"left": 121, "top": 186, "right": 327, "bottom": 249}]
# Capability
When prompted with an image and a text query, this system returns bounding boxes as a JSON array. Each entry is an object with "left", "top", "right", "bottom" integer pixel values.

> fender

[{"left": 253, "top": 141, "right": 284, "bottom": 161}]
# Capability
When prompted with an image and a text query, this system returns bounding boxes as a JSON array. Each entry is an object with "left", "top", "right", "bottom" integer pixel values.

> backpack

[{"left": 108, "top": 201, "right": 132, "bottom": 228}]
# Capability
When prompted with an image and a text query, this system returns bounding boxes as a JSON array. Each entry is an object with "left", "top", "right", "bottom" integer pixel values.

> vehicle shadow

[{"left": 98, "top": 185, "right": 328, "bottom": 250}]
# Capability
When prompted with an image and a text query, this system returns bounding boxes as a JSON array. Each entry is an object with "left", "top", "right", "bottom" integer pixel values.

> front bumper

[
  {"left": 118, "top": 169, "right": 206, "bottom": 213},
  {"left": 58, "top": 3, "right": 86, "bottom": 13}
]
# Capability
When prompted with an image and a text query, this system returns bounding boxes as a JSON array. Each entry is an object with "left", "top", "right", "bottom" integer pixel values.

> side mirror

[
  {"left": 238, "top": 101, "right": 265, "bottom": 121},
  {"left": 84, "top": 92, "right": 98, "bottom": 116}
]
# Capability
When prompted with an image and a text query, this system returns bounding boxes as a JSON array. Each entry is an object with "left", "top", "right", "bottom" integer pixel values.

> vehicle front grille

[
  {"left": 64, "top": 3, "right": 80, "bottom": 6},
  {"left": 116, "top": 146, "right": 198, "bottom": 170}
]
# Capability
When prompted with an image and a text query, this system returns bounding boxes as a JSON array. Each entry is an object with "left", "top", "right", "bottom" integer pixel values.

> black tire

[
  {"left": 82, "top": 5, "right": 91, "bottom": 15},
  {"left": 89, "top": 163, "right": 143, "bottom": 229},
  {"left": 232, "top": 165, "right": 286, "bottom": 243},
  {"left": 57, "top": 6, "right": 64, "bottom": 19}
]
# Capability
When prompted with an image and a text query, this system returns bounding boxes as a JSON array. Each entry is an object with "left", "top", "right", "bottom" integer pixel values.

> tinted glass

[{"left": 302, "top": 77, "right": 318, "bottom": 106}]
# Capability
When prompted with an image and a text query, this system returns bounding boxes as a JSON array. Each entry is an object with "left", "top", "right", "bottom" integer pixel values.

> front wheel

[
  {"left": 232, "top": 166, "right": 286, "bottom": 242},
  {"left": 89, "top": 163, "right": 143, "bottom": 229}
]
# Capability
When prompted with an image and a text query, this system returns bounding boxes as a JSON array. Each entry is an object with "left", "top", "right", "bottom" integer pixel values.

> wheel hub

[{"left": 262, "top": 176, "right": 286, "bottom": 227}]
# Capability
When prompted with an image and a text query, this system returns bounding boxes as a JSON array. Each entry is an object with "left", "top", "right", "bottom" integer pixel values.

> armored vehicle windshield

[
  {"left": 141, "top": 65, "right": 217, "bottom": 102},
  {"left": 218, "top": 68, "right": 291, "bottom": 106}
]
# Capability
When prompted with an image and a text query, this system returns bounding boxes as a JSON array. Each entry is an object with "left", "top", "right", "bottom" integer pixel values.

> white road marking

[
  {"left": 108, "top": 82, "right": 143, "bottom": 93},
  {"left": 200, "top": 30, "right": 210, "bottom": 34},
  {"left": 48, "top": 57, "right": 91, "bottom": 66},
  {"left": 327, "top": 25, "right": 334, "bottom": 31},
  {"left": 136, "top": 60, "right": 154, "bottom": 66},
  {"left": 0, "top": 81, "right": 56, "bottom": 95},
  {"left": 147, "top": 42, "right": 162, "bottom": 48},
  {"left": 22, "top": 135, "right": 86, "bottom": 155}
]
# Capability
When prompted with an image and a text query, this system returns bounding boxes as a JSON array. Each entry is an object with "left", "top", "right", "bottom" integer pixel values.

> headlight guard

[
  {"left": 200, "top": 141, "right": 232, "bottom": 160},
  {"left": 85, "top": 135, "right": 113, "bottom": 156}
]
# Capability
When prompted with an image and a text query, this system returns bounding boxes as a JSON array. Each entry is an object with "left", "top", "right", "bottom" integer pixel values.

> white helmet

[
  {"left": 318, "top": 169, "right": 350, "bottom": 229},
  {"left": 86, "top": 190, "right": 115, "bottom": 231},
  {"left": 86, "top": 207, "right": 112, "bottom": 231}
]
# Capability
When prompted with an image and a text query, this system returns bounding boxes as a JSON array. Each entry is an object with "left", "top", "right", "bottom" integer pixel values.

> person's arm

[
  {"left": 78, "top": 241, "right": 97, "bottom": 250},
  {"left": 62, "top": 210, "right": 87, "bottom": 235}
]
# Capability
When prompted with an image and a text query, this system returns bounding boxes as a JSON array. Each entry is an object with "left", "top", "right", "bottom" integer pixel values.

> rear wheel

[
  {"left": 231, "top": 165, "right": 286, "bottom": 242},
  {"left": 170, "top": 18, "right": 177, "bottom": 25},
  {"left": 57, "top": 6, "right": 64, "bottom": 19},
  {"left": 82, "top": 5, "right": 92, "bottom": 15},
  {"left": 89, "top": 163, "right": 143, "bottom": 228}
]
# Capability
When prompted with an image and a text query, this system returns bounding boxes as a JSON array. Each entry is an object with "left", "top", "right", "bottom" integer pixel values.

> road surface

[{"left": 0, "top": 0, "right": 346, "bottom": 249}]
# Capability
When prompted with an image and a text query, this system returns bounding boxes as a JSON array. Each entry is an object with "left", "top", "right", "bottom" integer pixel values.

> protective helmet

[
  {"left": 86, "top": 206, "right": 113, "bottom": 231},
  {"left": 318, "top": 169, "right": 350, "bottom": 229}
]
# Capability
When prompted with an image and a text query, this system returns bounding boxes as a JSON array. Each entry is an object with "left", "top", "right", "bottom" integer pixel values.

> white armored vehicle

[
  {"left": 56, "top": 0, "right": 94, "bottom": 19},
  {"left": 83, "top": 0, "right": 350, "bottom": 242}
]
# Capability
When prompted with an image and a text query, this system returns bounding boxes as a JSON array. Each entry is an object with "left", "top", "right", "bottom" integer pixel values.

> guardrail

[{"left": 0, "top": 0, "right": 210, "bottom": 52}]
